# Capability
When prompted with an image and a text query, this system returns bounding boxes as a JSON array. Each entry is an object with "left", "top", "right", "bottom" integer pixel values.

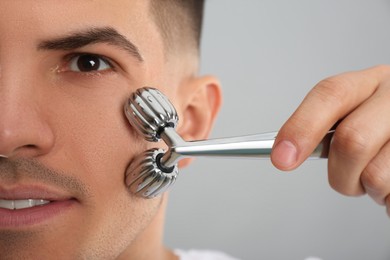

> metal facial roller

[{"left": 124, "top": 87, "right": 334, "bottom": 198}]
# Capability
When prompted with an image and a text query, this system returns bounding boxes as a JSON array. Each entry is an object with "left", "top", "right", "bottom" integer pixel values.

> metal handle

[{"left": 160, "top": 127, "right": 334, "bottom": 168}]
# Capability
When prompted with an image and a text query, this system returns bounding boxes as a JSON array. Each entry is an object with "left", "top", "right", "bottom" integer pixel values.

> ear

[{"left": 176, "top": 75, "right": 222, "bottom": 168}]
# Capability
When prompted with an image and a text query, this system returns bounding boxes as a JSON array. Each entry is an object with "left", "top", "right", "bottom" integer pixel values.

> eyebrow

[{"left": 38, "top": 27, "right": 144, "bottom": 62}]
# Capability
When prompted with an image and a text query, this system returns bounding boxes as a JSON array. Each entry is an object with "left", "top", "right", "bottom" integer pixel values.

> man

[
  {"left": 0, "top": 0, "right": 389, "bottom": 259},
  {"left": 0, "top": 1, "right": 224, "bottom": 259}
]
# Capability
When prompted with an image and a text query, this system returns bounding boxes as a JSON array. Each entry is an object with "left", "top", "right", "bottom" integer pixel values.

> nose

[{"left": 0, "top": 71, "right": 55, "bottom": 158}]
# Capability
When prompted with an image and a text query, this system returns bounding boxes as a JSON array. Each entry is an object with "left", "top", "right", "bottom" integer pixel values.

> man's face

[{"left": 0, "top": 1, "right": 178, "bottom": 258}]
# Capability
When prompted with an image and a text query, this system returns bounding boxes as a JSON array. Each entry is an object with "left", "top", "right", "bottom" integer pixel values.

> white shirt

[
  {"left": 175, "top": 250, "right": 323, "bottom": 260},
  {"left": 175, "top": 249, "right": 240, "bottom": 260}
]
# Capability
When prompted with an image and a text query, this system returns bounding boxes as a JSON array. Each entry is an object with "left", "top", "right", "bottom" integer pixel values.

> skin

[
  {"left": 0, "top": 0, "right": 221, "bottom": 259},
  {"left": 0, "top": 0, "right": 388, "bottom": 259},
  {"left": 271, "top": 65, "right": 390, "bottom": 217}
]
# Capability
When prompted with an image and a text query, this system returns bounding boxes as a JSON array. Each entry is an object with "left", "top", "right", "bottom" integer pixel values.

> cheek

[
  {"left": 43, "top": 78, "right": 163, "bottom": 256},
  {"left": 44, "top": 76, "right": 154, "bottom": 221},
  {"left": 51, "top": 77, "right": 143, "bottom": 182}
]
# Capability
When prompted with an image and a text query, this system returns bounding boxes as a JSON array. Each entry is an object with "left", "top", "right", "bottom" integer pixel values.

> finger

[
  {"left": 328, "top": 81, "right": 390, "bottom": 195},
  {"left": 360, "top": 141, "right": 390, "bottom": 205},
  {"left": 271, "top": 65, "right": 389, "bottom": 171}
]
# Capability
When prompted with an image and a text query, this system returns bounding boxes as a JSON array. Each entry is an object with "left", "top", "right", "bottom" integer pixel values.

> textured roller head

[
  {"left": 125, "top": 148, "right": 179, "bottom": 199},
  {"left": 125, "top": 87, "right": 178, "bottom": 142}
]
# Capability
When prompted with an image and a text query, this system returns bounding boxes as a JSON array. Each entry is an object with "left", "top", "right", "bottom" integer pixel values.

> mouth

[{"left": 0, "top": 185, "right": 78, "bottom": 229}]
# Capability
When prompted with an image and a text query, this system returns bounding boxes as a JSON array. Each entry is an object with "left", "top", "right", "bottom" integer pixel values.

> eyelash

[{"left": 62, "top": 52, "right": 117, "bottom": 74}]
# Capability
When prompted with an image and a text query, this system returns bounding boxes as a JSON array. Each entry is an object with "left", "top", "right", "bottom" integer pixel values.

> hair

[{"left": 149, "top": 0, "right": 205, "bottom": 57}]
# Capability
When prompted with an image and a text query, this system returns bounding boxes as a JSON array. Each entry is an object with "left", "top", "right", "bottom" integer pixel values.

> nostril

[
  {"left": 8, "top": 144, "right": 39, "bottom": 158},
  {"left": 16, "top": 144, "right": 38, "bottom": 151}
]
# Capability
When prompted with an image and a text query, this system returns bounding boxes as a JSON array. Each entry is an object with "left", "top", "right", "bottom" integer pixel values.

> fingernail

[{"left": 273, "top": 140, "right": 297, "bottom": 169}]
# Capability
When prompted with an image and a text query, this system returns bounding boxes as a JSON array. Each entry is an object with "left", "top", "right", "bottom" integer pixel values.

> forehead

[
  {"left": 1, "top": 1, "right": 148, "bottom": 31},
  {"left": 0, "top": 0, "right": 163, "bottom": 65}
]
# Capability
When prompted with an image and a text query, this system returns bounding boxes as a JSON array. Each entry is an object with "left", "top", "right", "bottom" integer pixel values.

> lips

[{"left": 0, "top": 185, "right": 77, "bottom": 228}]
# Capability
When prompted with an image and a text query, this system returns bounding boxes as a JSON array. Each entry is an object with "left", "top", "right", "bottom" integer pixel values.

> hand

[{"left": 271, "top": 65, "right": 390, "bottom": 217}]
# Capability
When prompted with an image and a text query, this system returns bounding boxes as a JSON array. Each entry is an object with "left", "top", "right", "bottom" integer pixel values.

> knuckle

[
  {"left": 332, "top": 124, "right": 369, "bottom": 159},
  {"left": 328, "top": 179, "right": 365, "bottom": 197},
  {"left": 361, "top": 161, "right": 388, "bottom": 192},
  {"left": 278, "top": 112, "right": 314, "bottom": 144},
  {"left": 283, "top": 116, "right": 313, "bottom": 138},
  {"left": 311, "top": 77, "right": 350, "bottom": 107}
]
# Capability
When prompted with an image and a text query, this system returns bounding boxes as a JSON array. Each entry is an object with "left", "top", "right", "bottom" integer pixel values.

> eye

[{"left": 68, "top": 54, "right": 113, "bottom": 72}]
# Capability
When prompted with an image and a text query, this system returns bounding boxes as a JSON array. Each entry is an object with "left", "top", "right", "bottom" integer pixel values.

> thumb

[{"left": 271, "top": 68, "right": 380, "bottom": 171}]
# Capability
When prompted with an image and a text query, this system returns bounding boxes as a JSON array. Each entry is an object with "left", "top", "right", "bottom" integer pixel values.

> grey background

[{"left": 165, "top": 1, "right": 390, "bottom": 260}]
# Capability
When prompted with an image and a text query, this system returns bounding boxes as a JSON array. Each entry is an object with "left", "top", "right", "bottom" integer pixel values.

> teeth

[{"left": 0, "top": 199, "right": 50, "bottom": 210}]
